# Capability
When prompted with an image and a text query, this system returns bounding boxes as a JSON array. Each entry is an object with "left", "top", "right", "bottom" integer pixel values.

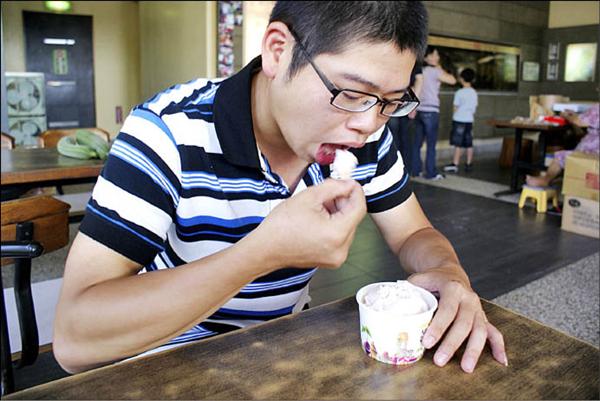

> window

[
  {"left": 428, "top": 35, "right": 520, "bottom": 92},
  {"left": 565, "top": 43, "right": 597, "bottom": 82}
]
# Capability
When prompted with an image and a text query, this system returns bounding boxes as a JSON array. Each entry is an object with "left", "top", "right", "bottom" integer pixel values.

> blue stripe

[
  {"left": 176, "top": 214, "right": 264, "bottom": 228},
  {"left": 131, "top": 108, "right": 176, "bottom": 145},
  {"left": 218, "top": 306, "right": 294, "bottom": 317},
  {"left": 244, "top": 268, "right": 317, "bottom": 289},
  {"left": 243, "top": 269, "right": 317, "bottom": 292},
  {"left": 111, "top": 142, "right": 180, "bottom": 206},
  {"left": 367, "top": 173, "right": 410, "bottom": 203},
  {"left": 177, "top": 229, "right": 247, "bottom": 239},
  {"left": 86, "top": 204, "right": 165, "bottom": 250},
  {"left": 308, "top": 164, "right": 323, "bottom": 184},
  {"left": 352, "top": 163, "right": 377, "bottom": 180},
  {"left": 377, "top": 131, "right": 393, "bottom": 161},
  {"left": 182, "top": 172, "right": 288, "bottom": 195},
  {"left": 191, "top": 85, "right": 218, "bottom": 105}
]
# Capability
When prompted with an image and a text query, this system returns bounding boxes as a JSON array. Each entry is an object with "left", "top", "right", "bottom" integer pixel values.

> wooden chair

[
  {"left": 39, "top": 128, "right": 111, "bottom": 149},
  {"left": 1, "top": 195, "right": 71, "bottom": 395},
  {"left": 1, "top": 132, "right": 15, "bottom": 149}
]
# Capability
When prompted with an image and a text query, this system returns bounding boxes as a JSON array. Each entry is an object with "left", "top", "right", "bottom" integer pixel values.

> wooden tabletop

[
  {"left": 1, "top": 148, "right": 104, "bottom": 187},
  {"left": 6, "top": 297, "right": 598, "bottom": 400},
  {"left": 487, "top": 119, "right": 569, "bottom": 131}
]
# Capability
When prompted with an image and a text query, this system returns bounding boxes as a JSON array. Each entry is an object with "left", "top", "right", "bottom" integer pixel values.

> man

[{"left": 54, "top": 1, "right": 506, "bottom": 374}]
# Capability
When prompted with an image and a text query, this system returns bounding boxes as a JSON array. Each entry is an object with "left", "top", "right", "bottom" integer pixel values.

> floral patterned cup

[{"left": 356, "top": 281, "right": 438, "bottom": 365}]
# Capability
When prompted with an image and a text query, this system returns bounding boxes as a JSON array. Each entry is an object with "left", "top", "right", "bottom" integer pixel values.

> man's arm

[
  {"left": 54, "top": 179, "right": 366, "bottom": 373},
  {"left": 370, "top": 194, "right": 507, "bottom": 373}
]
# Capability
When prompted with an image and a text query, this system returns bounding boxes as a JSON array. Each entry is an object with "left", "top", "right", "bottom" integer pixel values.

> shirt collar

[{"left": 213, "top": 56, "right": 263, "bottom": 169}]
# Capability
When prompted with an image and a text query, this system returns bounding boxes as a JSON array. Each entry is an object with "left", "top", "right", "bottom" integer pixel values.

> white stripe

[
  {"left": 177, "top": 196, "right": 272, "bottom": 221},
  {"left": 92, "top": 176, "right": 172, "bottom": 240},
  {"left": 146, "top": 78, "right": 216, "bottom": 115},
  {"left": 120, "top": 115, "right": 181, "bottom": 175},
  {"left": 166, "top": 225, "right": 232, "bottom": 261},
  {"left": 112, "top": 141, "right": 179, "bottom": 205},
  {"left": 242, "top": 269, "right": 316, "bottom": 291},
  {"left": 362, "top": 152, "right": 406, "bottom": 197},
  {"left": 222, "top": 287, "right": 309, "bottom": 312},
  {"left": 163, "top": 113, "right": 223, "bottom": 154}
]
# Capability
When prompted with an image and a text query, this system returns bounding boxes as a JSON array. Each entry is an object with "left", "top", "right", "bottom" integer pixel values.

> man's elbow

[{"left": 53, "top": 330, "right": 102, "bottom": 374}]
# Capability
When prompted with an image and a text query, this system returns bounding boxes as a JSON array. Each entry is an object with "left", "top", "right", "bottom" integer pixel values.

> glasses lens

[
  {"left": 332, "top": 90, "right": 379, "bottom": 112},
  {"left": 382, "top": 101, "right": 419, "bottom": 117}
]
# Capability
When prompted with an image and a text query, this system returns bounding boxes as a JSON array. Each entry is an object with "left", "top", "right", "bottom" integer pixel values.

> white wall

[{"left": 139, "top": 1, "right": 216, "bottom": 100}]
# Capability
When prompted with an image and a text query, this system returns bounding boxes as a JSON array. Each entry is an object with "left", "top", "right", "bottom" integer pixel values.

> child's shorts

[{"left": 450, "top": 121, "right": 473, "bottom": 148}]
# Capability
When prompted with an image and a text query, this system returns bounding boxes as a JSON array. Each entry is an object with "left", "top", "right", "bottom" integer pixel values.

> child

[{"left": 443, "top": 68, "right": 478, "bottom": 173}]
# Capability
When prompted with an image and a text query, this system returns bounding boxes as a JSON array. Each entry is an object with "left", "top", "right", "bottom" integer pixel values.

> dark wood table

[
  {"left": 6, "top": 297, "right": 598, "bottom": 400},
  {"left": 488, "top": 120, "right": 569, "bottom": 195},
  {"left": 1, "top": 148, "right": 104, "bottom": 191}
]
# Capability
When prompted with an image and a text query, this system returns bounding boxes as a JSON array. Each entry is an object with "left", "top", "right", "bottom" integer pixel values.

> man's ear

[{"left": 261, "top": 21, "right": 293, "bottom": 79}]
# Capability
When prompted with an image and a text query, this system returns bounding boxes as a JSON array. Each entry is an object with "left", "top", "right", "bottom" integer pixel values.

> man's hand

[
  {"left": 408, "top": 268, "right": 508, "bottom": 373},
  {"left": 255, "top": 178, "right": 366, "bottom": 270}
]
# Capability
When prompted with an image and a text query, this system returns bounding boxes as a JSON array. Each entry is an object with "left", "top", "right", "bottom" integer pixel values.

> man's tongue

[{"left": 316, "top": 144, "right": 343, "bottom": 165}]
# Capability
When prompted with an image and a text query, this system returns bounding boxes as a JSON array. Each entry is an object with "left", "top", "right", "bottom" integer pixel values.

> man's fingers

[
  {"left": 421, "top": 290, "right": 459, "bottom": 349},
  {"left": 487, "top": 322, "right": 508, "bottom": 366},
  {"left": 459, "top": 312, "right": 488, "bottom": 373},
  {"left": 432, "top": 309, "right": 473, "bottom": 367},
  {"left": 312, "top": 178, "right": 356, "bottom": 205}
]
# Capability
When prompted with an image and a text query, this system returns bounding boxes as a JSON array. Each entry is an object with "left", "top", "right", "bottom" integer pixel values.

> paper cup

[{"left": 356, "top": 281, "right": 438, "bottom": 365}]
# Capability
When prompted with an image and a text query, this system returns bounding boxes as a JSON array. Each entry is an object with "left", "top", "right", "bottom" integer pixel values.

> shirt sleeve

[
  {"left": 361, "top": 126, "right": 413, "bottom": 214},
  {"left": 79, "top": 107, "right": 182, "bottom": 266},
  {"left": 453, "top": 90, "right": 461, "bottom": 107}
]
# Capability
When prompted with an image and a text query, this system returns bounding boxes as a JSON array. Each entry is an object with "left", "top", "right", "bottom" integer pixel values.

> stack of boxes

[{"left": 561, "top": 152, "right": 600, "bottom": 238}]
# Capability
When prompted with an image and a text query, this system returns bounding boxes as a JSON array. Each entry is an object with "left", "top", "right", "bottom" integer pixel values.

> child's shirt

[{"left": 453, "top": 87, "right": 478, "bottom": 123}]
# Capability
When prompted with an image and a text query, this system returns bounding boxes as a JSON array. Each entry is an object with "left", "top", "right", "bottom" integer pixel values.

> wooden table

[
  {"left": 6, "top": 297, "right": 598, "bottom": 400},
  {"left": 488, "top": 120, "right": 569, "bottom": 195},
  {"left": 1, "top": 148, "right": 104, "bottom": 191}
]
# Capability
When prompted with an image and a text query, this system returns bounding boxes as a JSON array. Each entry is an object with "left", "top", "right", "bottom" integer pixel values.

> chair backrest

[
  {"left": 1, "top": 132, "right": 15, "bottom": 149},
  {"left": 39, "top": 128, "right": 111, "bottom": 148},
  {"left": 1, "top": 196, "right": 71, "bottom": 266}
]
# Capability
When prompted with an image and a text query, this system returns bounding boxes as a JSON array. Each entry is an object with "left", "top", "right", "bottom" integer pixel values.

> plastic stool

[{"left": 518, "top": 185, "right": 559, "bottom": 213}]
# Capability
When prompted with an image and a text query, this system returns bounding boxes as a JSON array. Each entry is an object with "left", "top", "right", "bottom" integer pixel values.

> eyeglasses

[{"left": 290, "top": 31, "right": 420, "bottom": 118}]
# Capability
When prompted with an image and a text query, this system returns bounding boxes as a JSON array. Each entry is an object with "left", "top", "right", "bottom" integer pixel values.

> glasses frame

[{"left": 289, "top": 30, "right": 420, "bottom": 117}]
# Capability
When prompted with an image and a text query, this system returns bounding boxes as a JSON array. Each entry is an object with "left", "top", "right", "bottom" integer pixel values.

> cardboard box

[
  {"left": 562, "top": 152, "right": 600, "bottom": 201},
  {"left": 561, "top": 195, "right": 599, "bottom": 239}
]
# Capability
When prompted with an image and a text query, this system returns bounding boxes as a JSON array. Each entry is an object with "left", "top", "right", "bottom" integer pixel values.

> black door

[{"left": 23, "top": 11, "right": 95, "bottom": 129}]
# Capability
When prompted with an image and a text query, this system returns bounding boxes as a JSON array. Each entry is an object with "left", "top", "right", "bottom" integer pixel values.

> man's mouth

[{"left": 315, "top": 143, "right": 351, "bottom": 165}]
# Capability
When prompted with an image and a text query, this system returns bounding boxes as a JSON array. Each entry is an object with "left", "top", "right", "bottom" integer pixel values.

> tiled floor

[{"left": 309, "top": 180, "right": 599, "bottom": 305}]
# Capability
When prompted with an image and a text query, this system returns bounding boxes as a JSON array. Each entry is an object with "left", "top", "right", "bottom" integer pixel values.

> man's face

[{"left": 269, "top": 40, "right": 416, "bottom": 165}]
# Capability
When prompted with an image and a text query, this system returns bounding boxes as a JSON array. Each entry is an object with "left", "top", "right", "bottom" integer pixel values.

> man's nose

[{"left": 347, "top": 105, "right": 387, "bottom": 135}]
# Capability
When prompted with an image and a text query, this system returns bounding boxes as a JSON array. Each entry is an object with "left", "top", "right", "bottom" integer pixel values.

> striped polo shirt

[{"left": 79, "top": 56, "right": 413, "bottom": 355}]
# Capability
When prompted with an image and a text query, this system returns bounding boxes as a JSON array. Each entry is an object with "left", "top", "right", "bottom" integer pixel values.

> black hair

[
  {"left": 269, "top": 1, "right": 428, "bottom": 79},
  {"left": 424, "top": 45, "right": 437, "bottom": 57},
  {"left": 460, "top": 68, "right": 475, "bottom": 83}
]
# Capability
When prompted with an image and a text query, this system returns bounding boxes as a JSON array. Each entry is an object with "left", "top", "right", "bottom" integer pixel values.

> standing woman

[{"left": 411, "top": 46, "right": 456, "bottom": 180}]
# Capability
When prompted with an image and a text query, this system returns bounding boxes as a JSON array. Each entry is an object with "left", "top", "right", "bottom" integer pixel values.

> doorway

[{"left": 23, "top": 11, "right": 95, "bottom": 129}]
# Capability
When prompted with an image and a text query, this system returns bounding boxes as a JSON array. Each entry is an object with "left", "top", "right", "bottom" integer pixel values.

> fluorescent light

[
  {"left": 45, "top": 1, "right": 72, "bottom": 12},
  {"left": 43, "top": 38, "right": 76, "bottom": 45}
]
